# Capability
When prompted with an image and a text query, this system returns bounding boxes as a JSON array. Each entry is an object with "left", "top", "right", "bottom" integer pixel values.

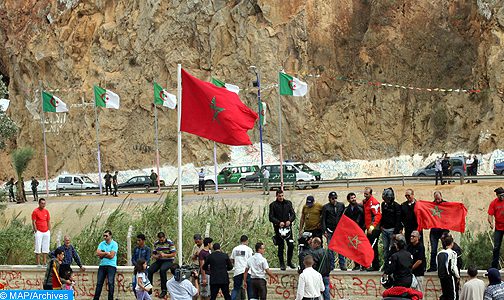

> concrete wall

[{"left": 0, "top": 265, "right": 479, "bottom": 299}]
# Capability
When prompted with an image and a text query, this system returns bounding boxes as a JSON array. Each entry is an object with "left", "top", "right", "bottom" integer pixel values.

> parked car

[
  {"left": 246, "top": 162, "right": 322, "bottom": 189},
  {"left": 493, "top": 161, "right": 504, "bottom": 175},
  {"left": 56, "top": 175, "right": 98, "bottom": 190},
  {"left": 204, "top": 165, "right": 259, "bottom": 185},
  {"left": 412, "top": 156, "right": 467, "bottom": 177},
  {"left": 118, "top": 176, "right": 165, "bottom": 189}
]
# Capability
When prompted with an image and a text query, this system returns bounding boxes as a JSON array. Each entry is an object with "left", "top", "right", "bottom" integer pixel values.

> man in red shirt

[
  {"left": 488, "top": 187, "right": 504, "bottom": 269},
  {"left": 32, "top": 198, "right": 51, "bottom": 266},
  {"left": 363, "top": 187, "right": 382, "bottom": 271}
]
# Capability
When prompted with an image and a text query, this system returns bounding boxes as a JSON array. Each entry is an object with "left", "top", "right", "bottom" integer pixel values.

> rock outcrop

[{"left": 1, "top": 0, "right": 503, "bottom": 178}]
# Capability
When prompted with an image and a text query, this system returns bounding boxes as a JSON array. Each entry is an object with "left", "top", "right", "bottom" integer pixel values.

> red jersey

[
  {"left": 32, "top": 208, "right": 50, "bottom": 232},
  {"left": 488, "top": 197, "right": 504, "bottom": 231},
  {"left": 363, "top": 195, "right": 382, "bottom": 229}
]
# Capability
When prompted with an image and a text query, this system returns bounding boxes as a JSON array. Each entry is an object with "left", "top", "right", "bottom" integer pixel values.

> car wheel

[
  {"left": 311, "top": 185, "right": 319, "bottom": 189},
  {"left": 417, "top": 173, "right": 426, "bottom": 177},
  {"left": 297, "top": 181, "right": 307, "bottom": 190},
  {"left": 239, "top": 178, "right": 246, "bottom": 184},
  {"left": 205, "top": 180, "right": 214, "bottom": 185},
  {"left": 453, "top": 172, "right": 462, "bottom": 177},
  {"left": 500, "top": 170, "right": 504, "bottom": 175}
]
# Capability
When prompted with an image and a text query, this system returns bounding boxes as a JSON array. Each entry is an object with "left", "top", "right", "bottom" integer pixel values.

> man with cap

[
  {"left": 488, "top": 187, "right": 504, "bottom": 269},
  {"left": 321, "top": 191, "right": 346, "bottom": 270},
  {"left": 484, "top": 268, "right": 504, "bottom": 299},
  {"left": 299, "top": 196, "right": 323, "bottom": 239}
]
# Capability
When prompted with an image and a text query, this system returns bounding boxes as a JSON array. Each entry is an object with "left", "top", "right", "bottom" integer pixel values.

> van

[
  {"left": 56, "top": 175, "right": 99, "bottom": 190},
  {"left": 412, "top": 156, "right": 467, "bottom": 177},
  {"left": 258, "top": 162, "right": 322, "bottom": 189},
  {"left": 204, "top": 165, "right": 260, "bottom": 185}
]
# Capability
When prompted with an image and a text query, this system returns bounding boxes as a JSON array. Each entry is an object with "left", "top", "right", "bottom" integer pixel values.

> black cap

[
  {"left": 306, "top": 196, "right": 315, "bottom": 204},
  {"left": 486, "top": 268, "right": 502, "bottom": 285},
  {"left": 193, "top": 234, "right": 202, "bottom": 240},
  {"left": 328, "top": 191, "right": 337, "bottom": 199},
  {"left": 495, "top": 187, "right": 504, "bottom": 195}
]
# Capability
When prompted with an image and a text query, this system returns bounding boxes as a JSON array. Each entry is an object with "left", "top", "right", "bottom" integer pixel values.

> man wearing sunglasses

[
  {"left": 488, "top": 187, "right": 504, "bottom": 269},
  {"left": 93, "top": 230, "right": 118, "bottom": 300}
]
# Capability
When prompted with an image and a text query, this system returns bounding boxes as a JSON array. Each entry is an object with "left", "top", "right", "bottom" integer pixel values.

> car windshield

[
  {"left": 294, "top": 164, "right": 313, "bottom": 172},
  {"left": 82, "top": 176, "right": 94, "bottom": 183}
]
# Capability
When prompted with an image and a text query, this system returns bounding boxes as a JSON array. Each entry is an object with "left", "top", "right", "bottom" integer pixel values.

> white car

[{"left": 56, "top": 175, "right": 98, "bottom": 190}]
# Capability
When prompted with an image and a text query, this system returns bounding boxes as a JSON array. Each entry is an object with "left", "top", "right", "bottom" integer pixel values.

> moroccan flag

[
  {"left": 154, "top": 82, "right": 177, "bottom": 109},
  {"left": 181, "top": 69, "right": 258, "bottom": 146},
  {"left": 279, "top": 72, "right": 308, "bottom": 96},
  {"left": 414, "top": 200, "right": 468, "bottom": 232},
  {"left": 211, "top": 77, "right": 240, "bottom": 95},
  {"left": 328, "top": 215, "right": 374, "bottom": 268},
  {"left": 94, "top": 85, "right": 120, "bottom": 109},
  {"left": 42, "top": 91, "right": 68, "bottom": 113}
]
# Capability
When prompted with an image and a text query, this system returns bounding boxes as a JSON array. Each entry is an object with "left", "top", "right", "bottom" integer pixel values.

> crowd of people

[{"left": 30, "top": 184, "right": 504, "bottom": 300}]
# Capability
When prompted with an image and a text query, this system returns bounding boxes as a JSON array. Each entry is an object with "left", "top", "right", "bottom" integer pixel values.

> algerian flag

[
  {"left": 0, "top": 99, "right": 9, "bottom": 112},
  {"left": 94, "top": 85, "right": 120, "bottom": 109},
  {"left": 42, "top": 91, "right": 68, "bottom": 113},
  {"left": 154, "top": 82, "right": 177, "bottom": 109},
  {"left": 279, "top": 72, "right": 308, "bottom": 96},
  {"left": 259, "top": 102, "right": 267, "bottom": 125},
  {"left": 211, "top": 77, "right": 240, "bottom": 94}
]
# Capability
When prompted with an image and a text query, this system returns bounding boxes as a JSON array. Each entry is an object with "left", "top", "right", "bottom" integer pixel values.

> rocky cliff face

[{"left": 1, "top": 0, "right": 503, "bottom": 178}]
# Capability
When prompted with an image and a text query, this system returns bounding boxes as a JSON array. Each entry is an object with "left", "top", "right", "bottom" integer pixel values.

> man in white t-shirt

[
  {"left": 167, "top": 264, "right": 199, "bottom": 300},
  {"left": 262, "top": 168, "right": 270, "bottom": 195},
  {"left": 460, "top": 266, "right": 484, "bottom": 300},
  {"left": 296, "top": 255, "right": 324, "bottom": 300},
  {"left": 230, "top": 235, "right": 253, "bottom": 300},
  {"left": 243, "top": 242, "right": 274, "bottom": 300}
]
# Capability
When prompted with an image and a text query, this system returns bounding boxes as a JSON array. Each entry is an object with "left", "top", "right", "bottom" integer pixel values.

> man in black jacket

[
  {"left": 321, "top": 191, "right": 346, "bottom": 270},
  {"left": 401, "top": 189, "right": 419, "bottom": 243},
  {"left": 202, "top": 243, "right": 233, "bottom": 300},
  {"left": 309, "top": 237, "right": 332, "bottom": 300},
  {"left": 344, "top": 192, "right": 365, "bottom": 270},
  {"left": 268, "top": 190, "right": 296, "bottom": 270},
  {"left": 383, "top": 234, "right": 413, "bottom": 288},
  {"left": 381, "top": 188, "right": 402, "bottom": 264}
]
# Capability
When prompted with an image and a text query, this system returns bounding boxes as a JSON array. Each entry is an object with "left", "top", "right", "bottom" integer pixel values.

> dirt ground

[{"left": 2, "top": 181, "right": 501, "bottom": 239}]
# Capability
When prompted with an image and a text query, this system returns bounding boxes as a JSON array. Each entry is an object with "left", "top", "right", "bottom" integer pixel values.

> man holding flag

[
  {"left": 362, "top": 187, "right": 382, "bottom": 271},
  {"left": 488, "top": 187, "right": 504, "bottom": 269}
]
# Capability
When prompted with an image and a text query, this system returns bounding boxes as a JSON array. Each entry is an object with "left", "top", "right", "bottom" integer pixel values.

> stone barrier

[{"left": 0, "top": 265, "right": 479, "bottom": 299}]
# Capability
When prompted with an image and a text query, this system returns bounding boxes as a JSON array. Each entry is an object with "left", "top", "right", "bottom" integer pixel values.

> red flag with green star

[
  {"left": 181, "top": 69, "right": 258, "bottom": 145},
  {"left": 414, "top": 200, "right": 467, "bottom": 232},
  {"left": 328, "top": 215, "right": 374, "bottom": 268}
]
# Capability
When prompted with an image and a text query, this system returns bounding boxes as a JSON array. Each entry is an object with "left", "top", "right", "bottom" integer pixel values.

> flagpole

[
  {"left": 93, "top": 87, "right": 103, "bottom": 194},
  {"left": 39, "top": 81, "right": 49, "bottom": 197},
  {"left": 154, "top": 103, "right": 161, "bottom": 193},
  {"left": 277, "top": 72, "right": 284, "bottom": 191},
  {"left": 253, "top": 67, "right": 264, "bottom": 166},
  {"left": 213, "top": 142, "right": 218, "bottom": 193},
  {"left": 177, "top": 64, "right": 183, "bottom": 266}
]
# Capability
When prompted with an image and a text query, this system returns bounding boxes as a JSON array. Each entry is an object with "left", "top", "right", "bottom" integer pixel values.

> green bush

[{"left": 460, "top": 230, "right": 494, "bottom": 269}]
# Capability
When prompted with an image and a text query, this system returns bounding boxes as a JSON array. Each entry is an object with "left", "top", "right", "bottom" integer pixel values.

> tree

[
  {"left": 11, "top": 147, "right": 34, "bottom": 203},
  {"left": 0, "top": 74, "right": 16, "bottom": 149}
]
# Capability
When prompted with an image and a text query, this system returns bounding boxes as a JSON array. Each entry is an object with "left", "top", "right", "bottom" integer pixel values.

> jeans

[
  {"left": 93, "top": 265, "right": 116, "bottom": 300},
  {"left": 105, "top": 183, "right": 112, "bottom": 194},
  {"left": 231, "top": 273, "right": 252, "bottom": 300},
  {"left": 492, "top": 230, "right": 504, "bottom": 268},
  {"left": 136, "top": 290, "right": 152, "bottom": 300},
  {"left": 326, "top": 231, "right": 346, "bottom": 269},
  {"left": 322, "top": 276, "right": 330, "bottom": 300},
  {"left": 32, "top": 188, "right": 38, "bottom": 201},
  {"left": 435, "top": 171, "right": 443, "bottom": 185},
  {"left": 429, "top": 228, "right": 448, "bottom": 270},
  {"left": 148, "top": 260, "right": 172, "bottom": 292},
  {"left": 382, "top": 228, "right": 395, "bottom": 263},
  {"left": 198, "top": 180, "right": 205, "bottom": 192},
  {"left": 275, "top": 232, "right": 294, "bottom": 265}
]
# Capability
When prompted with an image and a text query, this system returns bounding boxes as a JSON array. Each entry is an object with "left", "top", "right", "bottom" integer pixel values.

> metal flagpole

[
  {"left": 213, "top": 142, "right": 218, "bottom": 193},
  {"left": 154, "top": 103, "right": 161, "bottom": 193},
  {"left": 93, "top": 87, "right": 103, "bottom": 194},
  {"left": 250, "top": 66, "right": 264, "bottom": 166},
  {"left": 177, "top": 64, "right": 183, "bottom": 266},
  {"left": 277, "top": 72, "right": 284, "bottom": 190},
  {"left": 39, "top": 81, "right": 49, "bottom": 197}
]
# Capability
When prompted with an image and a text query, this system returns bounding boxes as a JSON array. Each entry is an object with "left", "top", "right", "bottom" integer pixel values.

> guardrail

[{"left": 16, "top": 174, "right": 504, "bottom": 198}]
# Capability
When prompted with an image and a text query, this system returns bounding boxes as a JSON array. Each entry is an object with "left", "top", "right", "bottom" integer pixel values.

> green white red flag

[
  {"left": 279, "top": 72, "right": 308, "bottom": 96},
  {"left": 211, "top": 77, "right": 240, "bottom": 95},
  {"left": 94, "top": 85, "right": 120, "bottom": 109},
  {"left": 42, "top": 91, "right": 68, "bottom": 113},
  {"left": 154, "top": 82, "right": 177, "bottom": 109}
]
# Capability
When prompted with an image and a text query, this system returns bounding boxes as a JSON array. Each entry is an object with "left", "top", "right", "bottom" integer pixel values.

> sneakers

[{"left": 280, "top": 263, "right": 286, "bottom": 271}]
